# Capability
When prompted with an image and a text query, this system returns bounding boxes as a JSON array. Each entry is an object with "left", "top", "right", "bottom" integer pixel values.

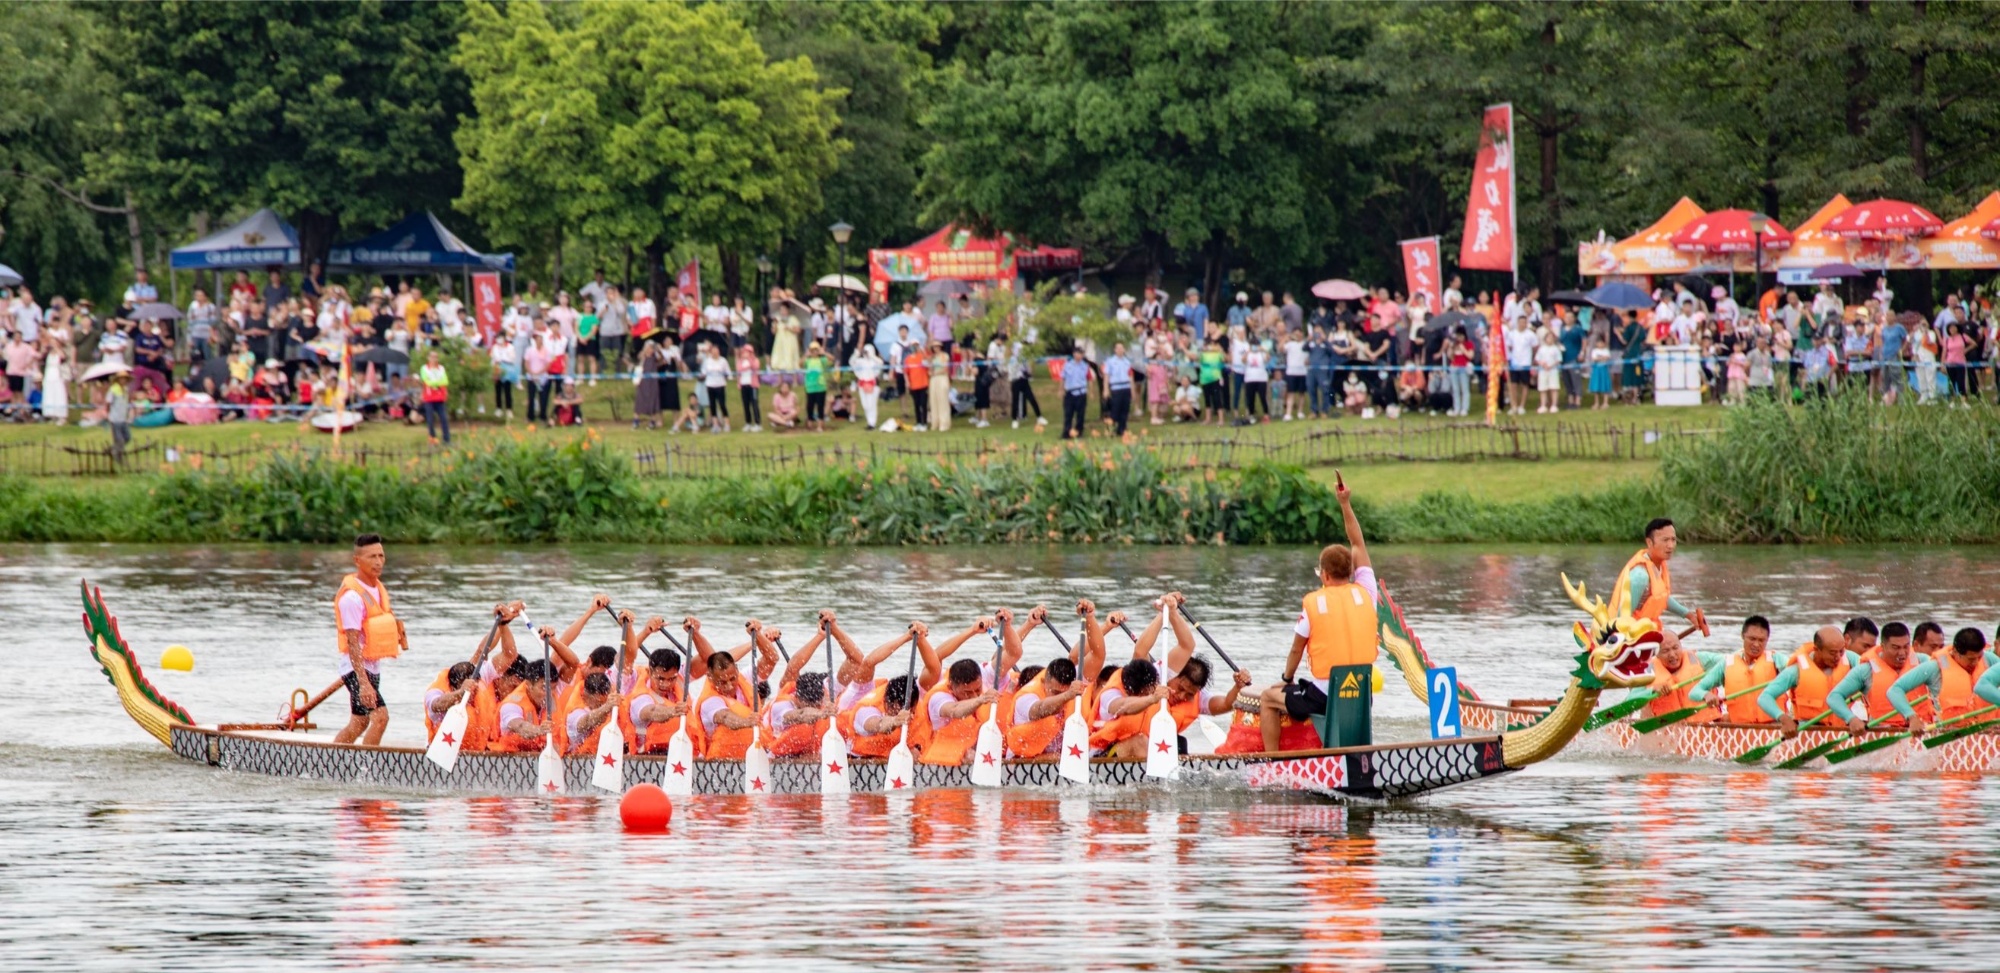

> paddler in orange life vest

[
  {"left": 1822, "top": 620, "right": 1925, "bottom": 732},
  {"left": 1684, "top": 615, "right": 1785, "bottom": 724},
  {"left": 1091, "top": 593, "right": 1252, "bottom": 755},
  {"left": 334, "top": 533, "right": 407, "bottom": 745},
  {"left": 1623, "top": 518, "right": 1707, "bottom": 633},
  {"left": 1258, "top": 472, "right": 1376, "bottom": 753},
  {"left": 695, "top": 622, "right": 781, "bottom": 759},
  {"left": 623, "top": 647, "right": 696, "bottom": 754},
  {"left": 1888, "top": 627, "right": 2000, "bottom": 733},
  {"left": 422, "top": 600, "right": 525, "bottom": 750},
  {"left": 557, "top": 672, "right": 628, "bottom": 757},
  {"left": 1757, "top": 625, "right": 1861, "bottom": 737},
  {"left": 914, "top": 658, "right": 1002, "bottom": 766},
  {"left": 1640, "top": 628, "right": 1724, "bottom": 723},
  {"left": 496, "top": 655, "right": 557, "bottom": 751},
  {"left": 837, "top": 622, "right": 941, "bottom": 759}
]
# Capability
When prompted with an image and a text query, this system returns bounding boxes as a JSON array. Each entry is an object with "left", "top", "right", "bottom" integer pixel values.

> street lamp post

[
  {"left": 1749, "top": 212, "right": 1770, "bottom": 313},
  {"left": 829, "top": 220, "right": 854, "bottom": 296},
  {"left": 755, "top": 253, "right": 772, "bottom": 303},
  {"left": 829, "top": 222, "right": 854, "bottom": 357}
]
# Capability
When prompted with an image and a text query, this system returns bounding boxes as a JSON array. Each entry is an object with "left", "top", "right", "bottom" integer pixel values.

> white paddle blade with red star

[
  {"left": 661, "top": 725, "right": 694, "bottom": 797},
  {"left": 536, "top": 737, "right": 566, "bottom": 795},
  {"left": 1145, "top": 702, "right": 1180, "bottom": 780},
  {"left": 819, "top": 723, "right": 850, "bottom": 795},
  {"left": 424, "top": 697, "right": 471, "bottom": 773},
  {"left": 885, "top": 727, "right": 915, "bottom": 792},
  {"left": 969, "top": 713, "right": 1004, "bottom": 787},
  {"left": 590, "top": 721, "right": 625, "bottom": 793},
  {"left": 1057, "top": 709, "right": 1089, "bottom": 784},
  {"left": 743, "top": 735, "right": 774, "bottom": 796}
]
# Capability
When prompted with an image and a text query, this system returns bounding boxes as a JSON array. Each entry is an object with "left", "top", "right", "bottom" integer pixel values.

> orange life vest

[
  {"left": 1859, "top": 647, "right": 1930, "bottom": 728},
  {"left": 1620, "top": 550, "right": 1671, "bottom": 624},
  {"left": 765, "top": 690, "right": 831, "bottom": 757},
  {"left": 837, "top": 680, "right": 902, "bottom": 758},
  {"left": 556, "top": 690, "right": 631, "bottom": 757},
  {"left": 698, "top": 680, "right": 757, "bottom": 759},
  {"left": 1004, "top": 673, "right": 1074, "bottom": 757},
  {"left": 494, "top": 682, "right": 549, "bottom": 753},
  {"left": 333, "top": 574, "right": 400, "bottom": 661},
  {"left": 914, "top": 684, "right": 990, "bottom": 766},
  {"left": 622, "top": 682, "right": 700, "bottom": 754},
  {"left": 1083, "top": 666, "right": 1122, "bottom": 725},
  {"left": 1647, "top": 654, "right": 1717, "bottom": 724},
  {"left": 423, "top": 667, "right": 497, "bottom": 752},
  {"left": 1789, "top": 649, "right": 1851, "bottom": 723},
  {"left": 1936, "top": 652, "right": 1990, "bottom": 722},
  {"left": 1721, "top": 652, "right": 1779, "bottom": 724},
  {"left": 1301, "top": 583, "right": 1378, "bottom": 677},
  {"left": 1089, "top": 695, "right": 1199, "bottom": 752}
]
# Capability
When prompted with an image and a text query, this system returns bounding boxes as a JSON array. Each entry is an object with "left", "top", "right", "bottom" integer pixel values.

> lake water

[{"left": 5, "top": 542, "right": 2000, "bottom": 970}]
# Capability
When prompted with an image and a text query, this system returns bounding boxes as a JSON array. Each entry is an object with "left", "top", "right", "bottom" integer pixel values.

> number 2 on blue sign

[{"left": 1428, "top": 667, "right": 1461, "bottom": 739}]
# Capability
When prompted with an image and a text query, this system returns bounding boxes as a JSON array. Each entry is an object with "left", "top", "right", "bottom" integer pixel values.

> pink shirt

[{"left": 1944, "top": 335, "right": 1967, "bottom": 365}]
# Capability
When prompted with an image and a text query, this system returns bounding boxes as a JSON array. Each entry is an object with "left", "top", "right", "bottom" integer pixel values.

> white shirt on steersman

[
  {"left": 335, "top": 579, "right": 387, "bottom": 676},
  {"left": 1292, "top": 565, "right": 1379, "bottom": 693}
]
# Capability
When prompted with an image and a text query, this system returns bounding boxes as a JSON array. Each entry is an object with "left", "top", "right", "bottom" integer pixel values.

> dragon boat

[{"left": 81, "top": 576, "right": 1659, "bottom": 801}]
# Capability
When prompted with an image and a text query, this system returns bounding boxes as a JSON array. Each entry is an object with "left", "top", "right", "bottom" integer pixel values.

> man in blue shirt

[
  {"left": 1060, "top": 346, "right": 1091, "bottom": 439},
  {"left": 1174, "top": 288, "right": 1209, "bottom": 343},
  {"left": 1560, "top": 312, "right": 1588, "bottom": 408},
  {"left": 1877, "top": 313, "right": 1908, "bottom": 405},
  {"left": 1103, "top": 342, "right": 1134, "bottom": 435},
  {"left": 1226, "top": 291, "right": 1253, "bottom": 331}
]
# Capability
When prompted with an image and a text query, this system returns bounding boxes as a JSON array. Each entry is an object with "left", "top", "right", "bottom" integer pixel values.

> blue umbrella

[{"left": 1585, "top": 282, "right": 1652, "bottom": 310}]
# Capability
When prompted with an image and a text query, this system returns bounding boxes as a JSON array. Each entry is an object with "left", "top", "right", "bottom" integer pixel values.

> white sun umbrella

[
  {"left": 0, "top": 264, "right": 22, "bottom": 288},
  {"left": 79, "top": 361, "right": 132, "bottom": 383},
  {"left": 814, "top": 274, "right": 868, "bottom": 294}
]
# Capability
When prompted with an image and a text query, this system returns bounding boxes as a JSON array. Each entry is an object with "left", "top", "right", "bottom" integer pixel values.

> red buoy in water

[{"left": 619, "top": 783, "right": 673, "bottom": 832}]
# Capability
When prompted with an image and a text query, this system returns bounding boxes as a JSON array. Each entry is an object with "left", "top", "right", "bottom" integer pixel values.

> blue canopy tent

[
  {"left": 327, "top": 211, "right": 514, "bottom": 273},
  {"left": 169, "top": 208, "right": 300, "bottom": 270}
]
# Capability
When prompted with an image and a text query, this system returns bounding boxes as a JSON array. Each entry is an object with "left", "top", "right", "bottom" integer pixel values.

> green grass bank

[{"left": 2, "top": 395, "right": 1993, "bottom": 546}]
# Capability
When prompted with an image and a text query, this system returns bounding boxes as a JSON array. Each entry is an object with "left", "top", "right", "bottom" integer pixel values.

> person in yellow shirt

[
  {"left": 404, "top": 286, "right": 433, "bottom": 333},
  {"left": 1258, "top": 471, "right": 1376, "bottom": 751}
]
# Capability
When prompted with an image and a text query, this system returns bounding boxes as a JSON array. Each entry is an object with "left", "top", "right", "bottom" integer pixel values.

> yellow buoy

[
  {"left": 1371, "top": 667, "right": 1385, "bottom": 693},
  {"left": 160, "top": 645, "right": 195, "bottom": 672}
]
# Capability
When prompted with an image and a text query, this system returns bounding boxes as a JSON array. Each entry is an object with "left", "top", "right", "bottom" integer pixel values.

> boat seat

[{"left": 1309, "top": 664, "right": 1373, "bottom": 749}]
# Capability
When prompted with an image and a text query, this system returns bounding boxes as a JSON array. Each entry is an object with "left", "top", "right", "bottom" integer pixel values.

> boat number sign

[{"left": 1428, "top": 667, "right": 1462, "bottom": 740}]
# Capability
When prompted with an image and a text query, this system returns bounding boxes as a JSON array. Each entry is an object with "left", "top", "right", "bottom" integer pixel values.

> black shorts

[
  {"left": 343, "top": 668, "right": 385, "bottom": 716},
  {"left": 1509, "top": 368, "right": 1532, "bottom": 386},
  {"left": 4, "top": 375, "right": 22, "bottom": 394},
  {"left": 1285, "top": 375, "right": 1307, "bottom": 394},
  {"left": 1283, "top": 679, "right": 1328, "bottom": 721}
]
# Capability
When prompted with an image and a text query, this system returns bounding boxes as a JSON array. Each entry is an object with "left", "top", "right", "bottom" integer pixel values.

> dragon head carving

[{"left": 1560, "top": 572, "right": 1660, "bottom": 691}]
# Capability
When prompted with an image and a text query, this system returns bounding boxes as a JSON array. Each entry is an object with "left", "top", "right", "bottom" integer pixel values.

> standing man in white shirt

[
  {"left": 333, "top": 534, "right": 405, "bottom": 746},
  {"left": 435, "top": 290, "right": 465, "bottom": 339},
  {"left": 1505, "top": 317, "right": 1538, "bottom": 415}
]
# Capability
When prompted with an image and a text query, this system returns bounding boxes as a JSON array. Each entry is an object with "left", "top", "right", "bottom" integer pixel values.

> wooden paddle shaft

[
  {"left": 1175, "top": 605, "right": 1241, "bottom": 673},
  {"left": 286, "top": 678, "right": 345, "bottom": 724}
]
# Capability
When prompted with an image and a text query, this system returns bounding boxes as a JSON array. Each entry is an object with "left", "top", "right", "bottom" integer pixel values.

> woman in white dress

[{"left": 40, "top": 321, "right": 70, "bottom": 424}]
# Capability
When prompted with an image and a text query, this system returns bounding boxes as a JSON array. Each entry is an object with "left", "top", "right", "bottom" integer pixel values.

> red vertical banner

[
  {"left": 1399, "top": 237, "right": 1442, "bottom": 311},
  {"left": 677, "top": 259, "right": 701, "bottom": 307},
  {"left": 1458, "top": 103, "right": 1516, "bottom": 276},
  {"left": 472, "top": 272, "right": 502, "bottom": 344}
]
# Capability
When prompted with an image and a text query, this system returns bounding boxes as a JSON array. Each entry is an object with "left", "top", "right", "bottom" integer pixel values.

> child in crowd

[
  {"left": 768, "top": 384, "right": 798, "bottom": 431},
  {"left": 1726, "top": 343, "right": 1750, "bottom": 406},
  {"left": 669, "top": 392, "right": 704, "bottom": 434},
  {"left": 1587, "top": 335, "right": 1613, "bottom": 410},
  {"left": 1534, "top": 330, "right": 1563, "bottom": 414},
  {"left": 1172, "top": 374, "right": 1201, "bottom": 422},
  {"left": 1343, "top": 374, "right": 1369, "bottom": 415}
]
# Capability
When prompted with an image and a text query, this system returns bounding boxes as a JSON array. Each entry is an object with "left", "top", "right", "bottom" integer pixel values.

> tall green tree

[
  {"left": 919, "top": 1, "right": 1352, "bottom": 304},
  {"left": 94, "top": 0, "right": 470, "bottom": 269},
  {"left": 457, "top": 0, "right": 846, "bottom": 300},
  {"left": 0, "top": 2, "right": 127, "bottom": 296}
]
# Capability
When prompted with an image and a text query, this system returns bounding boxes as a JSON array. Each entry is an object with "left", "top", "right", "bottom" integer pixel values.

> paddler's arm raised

[
  {"left": 1163, "top": 592, "right": 1198, "bottom": 673},
  {"left": 1078, "top": 599, "right": 1113, "bottom": 664},
  {"left": 1888, "top": 657, "right": 1942, "bottom": 732},
  {"left": 929, "top": 618, "right": 989, "bottom": 667},
  {"left": 1757, "top": 665, "right": 1799, "bottom": 730},
  {"left": 682, "top": 617, "right": 714, "bottom": 678},
  {"left": 822, "top": 609, "right": 866, "bottom": 673},
  {"left": 1335, "top": 470, "right": 1368, "bottom": 569},
  {"left": 471, "top": 602, "right": 525, "bottom": 668},
  {"left": 555, "top": 594, "right": 611, "bottom": 670},
  {"left": 911, "top": 622, "right": 942, "bottom": 689},
  {"left": 1121, "top": 601, "right": 1159, "bottom": 661},
  {"left": 858, "top": 630, "right": 913, "bottom": 680}
]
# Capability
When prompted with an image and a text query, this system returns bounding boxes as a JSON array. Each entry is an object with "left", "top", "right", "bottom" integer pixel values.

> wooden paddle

[
  {"left": 279, "top": 678, "right": 345, "bottom": 730},
  {"left": 1172, "top": 604, "right": 1241, "bottom": 674},
  {"left": 1044, "top": 621, "right": 1091, "bottom": 785},
  {"left": 659, "top": 627, "right": 696, "bottom": 798},
  {"left": 968, "top": 626, "right": 1007, "bottom": 787},
  {"left": 1733, "top": 710, "right": 1832, "bottom": 764},
  {"left": 589, "top": 609, "right": 634, "bottom": 793},
  {"left": 1631, "top": 679, "right": 1774, "bottom": 734},
  {"left": 424, "top": 612, "right": 505, "bottom": 773},
  {"left": 1774, "top": 709, "right": 1903, "bottom": 769},
  {"left": 885, "top": 624, "right": 920, "bottom": 791},
  {"left": 818, "top": 619, "right": 851, "bottom": 795},
  {"left": 1921, "top": 711, "right": 2000, "bottom": 750},
  {"left": 518, "top": 613, "right": 566, "bottom": 795},
  {"left": 1825, "top": 703, "right": 2000, "bottom": 765}
]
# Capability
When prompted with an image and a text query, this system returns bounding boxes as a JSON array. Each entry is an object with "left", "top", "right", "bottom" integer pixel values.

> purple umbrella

[{"left": 1809, "top": 263, "right": 1862, "bottom": 280}]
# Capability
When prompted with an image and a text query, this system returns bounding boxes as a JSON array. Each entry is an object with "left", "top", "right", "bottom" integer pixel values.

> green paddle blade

[
  {"left": 1733, "top": 734, "right": 1788, "bottom": 764},
  {"left": 1823, "top": 731, "right": 1914, "bottom": 765},
  {"left": 1583, "top": 692, "right": 1656, "bottom": 731},
  {"left": 1920, "top": 717, "right": 2000, "bottom": 750},
  {"left": 1632, "top": 705, "right": 1707, "bottom": 734},
  {"left": 1775, "top": 737, "right": 1849, "bottom": 770}
]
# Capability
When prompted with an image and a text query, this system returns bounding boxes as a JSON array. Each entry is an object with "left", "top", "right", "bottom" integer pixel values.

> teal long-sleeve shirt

[
  {"left": 1886, "top": 651, "right": 2000, "bottom": 720},
  {"left": 1757, "top": 650, "right": 1861, "bottom": 721},
  {"left": 1686, "top": 649, "right": 1794, "bottom": 699},
  {"left": 1628, "top": 566, "right": 1691, "bottom": 620},
  {"left": 1976, "top": 664, "right": 2000, "bottom": 708}
]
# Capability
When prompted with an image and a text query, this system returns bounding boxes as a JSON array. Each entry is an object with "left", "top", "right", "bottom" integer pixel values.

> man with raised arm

[{"left": 1259, "top": 472, "right": 1378, "bottom": 750}]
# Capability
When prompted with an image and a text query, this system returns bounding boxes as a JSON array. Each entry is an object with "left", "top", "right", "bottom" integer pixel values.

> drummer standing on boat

[
  {"left": 333, "top": 533, "right": 404, "bottom": 745},
  {"left": 1624, "top": 518, "right": 1705, "bottom": 632},
  {"left": 1259, "top": 471, "right": 1377, "bottom": 751}
]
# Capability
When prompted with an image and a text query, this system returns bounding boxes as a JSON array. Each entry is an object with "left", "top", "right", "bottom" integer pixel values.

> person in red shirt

[{"left": 904, "top": 343, "right": 932, "bottom": 429}]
